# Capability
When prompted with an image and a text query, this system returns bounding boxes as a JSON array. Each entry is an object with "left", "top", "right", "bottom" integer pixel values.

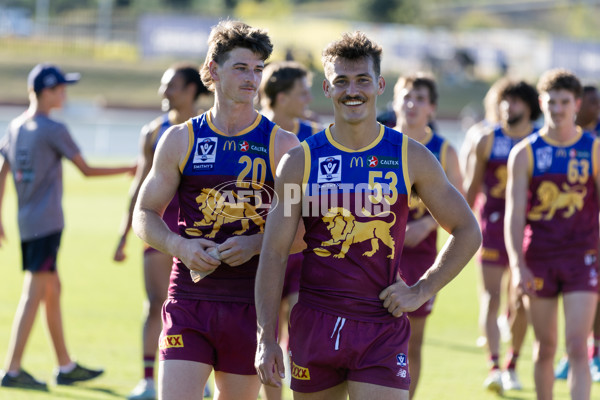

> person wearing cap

[{"left": 0, "top": 63, "right": 136, "bottom": 390}]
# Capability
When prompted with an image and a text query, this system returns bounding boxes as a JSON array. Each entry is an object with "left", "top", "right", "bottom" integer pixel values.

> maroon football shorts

[
  {"left": 289, "top": 303, "right": 411, "bottom": 393},
  {"left": 525, "top": 252, "right": 599, "bottom": 297},
  {"left": 159, "top": 298, "right": 257, "bottom": 375}
]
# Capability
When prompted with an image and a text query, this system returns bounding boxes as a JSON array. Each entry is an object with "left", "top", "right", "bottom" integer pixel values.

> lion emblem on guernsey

[
  {"left": 185, "top": 188, "right": 265, "bottom": 238},
  {"left": 409, "top": 192, "right": 427, "bottom": 219},
  {"left": 489, "top": 166, "right": 507, "bottom": 199},
  {"left": 527, "top": 181, "right": 587, "bottom": 221},
  {"left": 314, "top": 207, "right": 396, "bottom": 259}
]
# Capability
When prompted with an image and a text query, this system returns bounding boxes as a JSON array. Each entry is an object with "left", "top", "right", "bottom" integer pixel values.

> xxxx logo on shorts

[
  {"left": 291, "top": 362, "right": 311, "bottom": 380},
  {"left": 159, "top": 334, "right": 184, "bottom": 349}
]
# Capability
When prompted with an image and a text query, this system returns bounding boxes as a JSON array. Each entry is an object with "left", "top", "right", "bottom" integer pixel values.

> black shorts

[{"left": 21, "top": 231, "right": 62, "bottom": 272}]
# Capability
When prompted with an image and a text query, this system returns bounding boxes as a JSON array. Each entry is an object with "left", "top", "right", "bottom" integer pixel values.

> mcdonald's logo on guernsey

[
  {"left": 159, "top": 334, "right": 184, "bottom": 350},
  {"left": 291, "top": 362, "right": 311, "bottom": 380},
  {"left": 223, "top": 140, "right": 236, "bottom": 151},
  {"left": 350, "top": 156, "right": 363, "bottom": 168}
]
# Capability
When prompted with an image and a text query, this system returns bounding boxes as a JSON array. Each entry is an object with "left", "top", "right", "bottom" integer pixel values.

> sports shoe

[
  {"left": 483, "top": 369, "right": 504, "bottom": 395},
  {"left": 55, "top": 362, "right": 104, "bottom": 385},
  {"left": 554, "top": 356, "right": 569, "bottom": 380},
  {"left": 501, "top": 369, "right": 522, "bottom": 391},
  {"left": 204, "top": 384, "right": 211, "bottom": 397},
  {"left": 590, "top": 356, "right": 600, "bottom": 383},
  {"left": 128, "top": 378, "right": 156, "bottom": 400},
  {"left": 1, "top": 369, "right": 48, "bottom": 391}
]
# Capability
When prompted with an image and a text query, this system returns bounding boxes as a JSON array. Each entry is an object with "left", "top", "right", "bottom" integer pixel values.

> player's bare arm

[
  {"left": 133, "top": 123, "right": 220, "bottom": 274},
  {"left": 0, "top": 157, "right": 9, "bottom": 247},
  {"left": 380, "top": 139, "right": 481, "bottom": 316},
  {"left": 594, "top": 138, "right": 600, "bottom": 208},
  {"left": 504, "top": 141, "right": 535, "bottom": 296},
  {"left": 255, "top": 145, "right": 304, "bottom": 388},
  {"left": 217, "top": 127, "right": 301, "bottom": 267},
  {"left": 464, "top": 131, "right": 491, "bottom": 208},
  {"left": 114, "top": 124, "right": 156, "bottom": 261},
  {"left": 70, "top": 153, "right": 136, "bottom": 177}
]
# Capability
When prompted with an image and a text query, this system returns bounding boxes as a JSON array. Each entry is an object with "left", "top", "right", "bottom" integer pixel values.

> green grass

[{"left": 0, "top": 161, "right": 586, "bottom": 399}]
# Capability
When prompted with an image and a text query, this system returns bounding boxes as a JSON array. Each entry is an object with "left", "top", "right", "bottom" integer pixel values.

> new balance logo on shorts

[
  {"left": 291, "top": 362, "right": 311, "bottom": 380},
  {"left": 159, "top": 334, "right": 184, "bottom": 349}
]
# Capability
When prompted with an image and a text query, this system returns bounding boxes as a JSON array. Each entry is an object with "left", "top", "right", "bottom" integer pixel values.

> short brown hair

[
  {"left": 321, "top": 31, "right": 382, "bottom": 77},
  {"left": 394, "top": 73, "right": 438, "bottom": 105},
  {"left": 260, "top": 61, "right": 310, "bottom": 108},
  {"left": 537, "top": 68, "right": 582, "bottom": 98},
  {"left": 200, "top": 20, "right": 273, "bottom": 91}
]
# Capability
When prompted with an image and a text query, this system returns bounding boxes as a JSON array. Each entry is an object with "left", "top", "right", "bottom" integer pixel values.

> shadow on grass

[{"left": 49, "top": 385, "right": 121, "bottom": 399}]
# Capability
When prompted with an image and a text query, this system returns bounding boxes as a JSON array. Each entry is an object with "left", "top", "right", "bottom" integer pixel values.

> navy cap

[{"left": 28, "top": 63, "right": 81, "bottom": 93}]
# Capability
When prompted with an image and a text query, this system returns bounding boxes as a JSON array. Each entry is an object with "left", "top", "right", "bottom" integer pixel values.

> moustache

[{"left": 340, "top": 96, "right": 367, "bottom": 103}]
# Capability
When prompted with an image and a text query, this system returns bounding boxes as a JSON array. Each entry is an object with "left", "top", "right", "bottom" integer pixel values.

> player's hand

[
  {"left": 511, "top": 264, "right": 536, "bottom": 297},
  {"left": 255, "top": 340, "right": 285, "bottom": 388},
  {"left": 404, "top": 217, "right": 436, "bottom": 248},
  {"left": 379, "top": 278, "right": 423, "bottom": 317},
  {"left": 217, "top": 235, "right": 262, "bottom": 267},
  {"left": 113, "top": 237, "right": 127, "bottom": 262},
  {"left": 178, "top": 238, "right": 221, "bottom": 273}
]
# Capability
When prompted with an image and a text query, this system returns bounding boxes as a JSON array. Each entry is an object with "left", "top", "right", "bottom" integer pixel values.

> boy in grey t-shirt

[{"left": 0, "top": 63, "right": 135, "bottom": 390}]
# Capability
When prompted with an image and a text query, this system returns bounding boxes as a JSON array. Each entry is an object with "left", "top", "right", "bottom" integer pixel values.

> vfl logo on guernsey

[
  {"left": 314, "top": 207, "right": 396, "bottom": 259},
  {"left": 492, "top": 136, "right": 512, "bottom": 157},
  {"left": 159, "top": 335, "right": 183, "bottom": 349},
  {"left": 193, "top": 137, "right": 218, "bottom": 170},
  {"left": 535, "top": 147, "right": 553, "bottom": 171},
  {"left": 317, "top": 156, "right": 342, "bottom": 183}
]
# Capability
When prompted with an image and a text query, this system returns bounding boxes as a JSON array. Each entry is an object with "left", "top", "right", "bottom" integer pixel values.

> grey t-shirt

[{"left": 0, "top": 113, "right": 80, "bottom": 241}]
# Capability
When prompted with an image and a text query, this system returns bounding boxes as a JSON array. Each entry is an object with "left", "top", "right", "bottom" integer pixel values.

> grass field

[{"left": 0, "top": 161, "right": 586, "bottom": 399}]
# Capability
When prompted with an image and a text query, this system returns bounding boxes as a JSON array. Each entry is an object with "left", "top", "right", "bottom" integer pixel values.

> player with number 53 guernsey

[{"left": 255, "top": 32, "right": 481, "bottom": 399}]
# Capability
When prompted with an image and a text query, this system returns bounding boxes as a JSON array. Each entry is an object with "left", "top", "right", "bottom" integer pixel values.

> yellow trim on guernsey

[
  {"left": 207, "top": 110, "right": 262, "bottom": 137},
  {"left": 180, "top": 120, "right": 195, "bottom": 173},
  {"left": 300, "top": 141, "right": 311, "bottom": 196},
  {"left": 593, "top": 138, "right": 600, "bottom": 178},
  {"left": 269, "top": 125, "right": 279, "bottom": 176},
  {"left": 401, "top": 134, "right": 411, "bottom": 203},
  {"left": 440, "top": 141, "right": 448, "bottom": 171},
  {"left": 325, "top": 124, "right": 385, "bottom": 153},
  {"left": 539, "top": 126, "right": 583, "bottom": 147},
  {"left": 420, "top": 126, "right": 434, "bottom": 146},
  {"left": 525, "top": 142, "right": 533, "bottom": 178}
]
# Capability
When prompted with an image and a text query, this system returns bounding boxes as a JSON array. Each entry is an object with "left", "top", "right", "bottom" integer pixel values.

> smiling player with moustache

[{"left": 255, "top": 31, "right": 481, "bottom": 399}]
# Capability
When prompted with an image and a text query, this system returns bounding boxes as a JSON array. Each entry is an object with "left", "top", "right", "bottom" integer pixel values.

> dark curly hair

[
  {"left": 322, "top": 31, "right": 382, "bottom": 77},
  {"left": 497, "top": 78, "right": 541, "bottom": 121}
]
